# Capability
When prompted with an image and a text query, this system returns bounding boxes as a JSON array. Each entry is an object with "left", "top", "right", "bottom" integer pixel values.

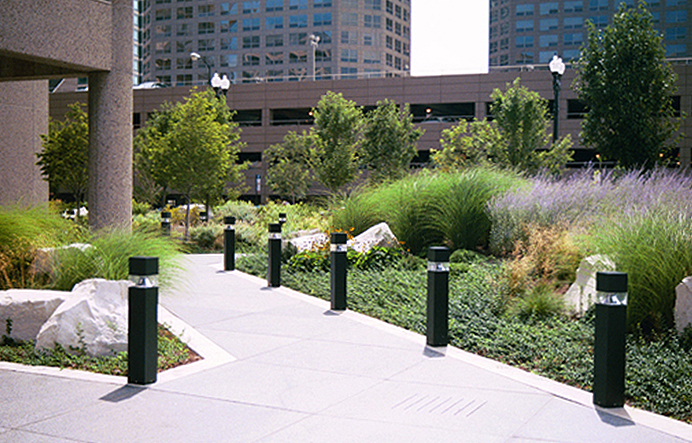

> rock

[
  {"left": 563, "top": 255, "right": 616, "bottom": 316},
  {"left": 675, "top": 277, "right": 692, "bottom": 333},
  {"left": 349, "top": 222, "right": 399, "bottom": 253},
  {"left": 288, "top": 229, "right": 329, "bottom": 252},
  {"left": 0, "top": 289, "right": 71, "bottom": 342},
  {"left": 36, "top": 279, "right": 131, "bottom": 357}
]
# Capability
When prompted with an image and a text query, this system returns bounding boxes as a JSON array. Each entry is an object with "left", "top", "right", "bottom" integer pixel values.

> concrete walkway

[{"left": 1, "top": 254, "right": 691, "bottom": 443}]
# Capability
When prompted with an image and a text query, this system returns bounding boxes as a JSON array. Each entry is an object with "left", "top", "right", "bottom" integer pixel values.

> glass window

[
  {"left": 314, "top": 30, "right": 332, "bottom": 43},
  {"left": 588, "top": 15, "right": 608, "bottom": 27},
  {"left": 176, "top": 74, "right": 192, "bottom": 86},
  {"left": 198, "top": 4, "right": 214, "bottom": 17},
  {"left": 289, "top": 50, "right": 307, "bottom": 62},
  {"left": 385, "top": 35, "right": 393, "bottom": 49},
  {"left": 198, "top": 38, "right": 215, "bottom": 51},
  {"left": 289, "top": 32, "right": 308, "bottom": 45},
  {"left": 289, "top": 14, "right": 308, "bottom": 28},
  {"left": 316, "top": 49, "right": 332, "bottom": 62},
  {"left": 342, "top": 30, "right": 358, "bottom": 44},
  {"left": 667, "top": 0, "right": 686, "bottom": 5},
  {"left": 341, "top": 48, "right": 358, "bottom": 62},
  {"left": 588, "top": 0, "right": 608, "bottom": 11},
  {"left": 198, "top": 22, "right": 215, "bottom": 34},
  {"left": 242, "top": 1, "right": 260, "bottom": 13},
  {"left": 155, "top": 8, "right": 171, "bottom": 20},
  {"left": 243, "top": 35, "right": 260, "bottom": 48},
  {"left": 652, "top": 12, "right": 660, "bottom": 23},
  {"left": 666, "top": 27, "right": 687, "bottom": 40},
  {"left": 155, "top": 58, "right": 171, "bottom": 70},
  {"left": 539, "top": 34, "right": 558, "bottom": 47},
  {"left": 386, "top": 0, "right": 393, "bottom": 14},
  {"left": 564, "top": 17, "right": 583, "bottom": 28},
  {"left": 516, "top": 35, "right": 534, "bottom": 48},
  {"left": 395, "top": 39, "right": 402, "bottom": 53},
  {"left": 500, "top": 38, "right": 509, "bottom": 50},
  {"left": 266, "top": 0, "right": 283, "bottom": 11},
  {"left": 395, "top": 21, "right": 402, "bottom": 35},
  {"left": 516, "top": 20, "right": 534, "bottom": 32},
  {"left": 315, "top": 0, "right": 332, "bottom": 7},
  {"left": 176, "top": 6, "right": 192, "bottom": 19},
  {"left": 220, "top": 2, "right": 238, "bottom": 15},
  {"left": 540, "top": 18, "right": 558, "bottom": 30},
  {"left": 176, "top": 40, "right": 192, "bottom": 53},
  {"left": 342, "top": 12, "right": 358, "bottom": 26},
  {"left": 155, "top": 24, "right": 171, "bottom": 36},
  {"left": 220, "top": 54, "right": 239, "bottom": 67},
  {"left": 266, "top": 34, "right": 284, "bottom": 47},
  {"left": 243, "top": 18, "right": 260, "bottom": 30},
  {"left": 395, "top": 4, "right": 402, "bottom": 18},
  {"left": 266, "top": 51, "right": 284, "bottom": 64},
  {"left": 220, "top": 20, "right": 238, "bottom": 32},
  {"left": 666, "top": 10, "right": 687, "bottom": 23},
  {"left": 364, "top": 14, "right": 381, "bottom": 28},
  {"left": 243, "top": 54, "right": 260, "bottom": 66},
  {"left": 176, "top": 57, "right": 192, "bottom": 69},
  {"left": 341, "top": 67, "right": 358, "bottom": 78},
  {"left": 386, "top": 17, "right": 393, "bottom": 31},
  {"left": 365, "top": 0, "right": 381, "bottom": 9},
  {"left": 563, "top": 49, "right": 580, "bottom": 61},
  {"left": 564, "top": 1, "right": 583, "bottom": 12},
  {"left": 221, "top": 36, "right": 238, "bottom": 49},
  {"left": 266, "top": 16, "right": 284, "bottom": 29},
  {"left": 363, "top": 32, "right": 375, "bottom": 45},
  {"left": 516, "top": 4, "right": 534, "bottom": 15},
  {"left": 539, "top": 51, "right": 554, "bottom": 63},
  {"left": 155, "top": 41, "right": 171, "bottom": 53},
  {"left": 266, "top": 69, "right": 284, "bottom": 80},
  {"left": 314, "top": 12, "right": 332, "bottom": 26},
  {"left": 176, "top": 23, "right": 191, "bottom": 36},
  {"left": 540, "top": 2, "right": 559, "bottom": 14},
  {"left": 386, "top": 53, "right": 393, "bottom": 67},
  {"left": 564, "top": 33, "right": 583, "bottom": 45},
  {"left": 344, "top": 0, "right": 358, "bottom": 8},
  {"left": 517, "top": 52, "right": 534, "bottom": 64},
  {"left": 289, "top": 0, "right": 308, "bottom": 9},
  {"left": 667, "top": 43, "right": 687, "bottom": 56},
  {"left": 363, "top": 51, "right": 380, "bottom": 64}
]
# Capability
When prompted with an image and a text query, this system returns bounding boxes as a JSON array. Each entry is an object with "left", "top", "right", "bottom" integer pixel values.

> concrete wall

[{"left": 0, "top": 81, "right": 49, "bottom": 206}]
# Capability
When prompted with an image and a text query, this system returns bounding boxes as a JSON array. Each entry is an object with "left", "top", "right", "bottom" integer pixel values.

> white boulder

[
  {"left": 36, "top": 279, "right": 131, "bottom": 357},
  {"left": 0, "top": 289, "right": 71, "bottom": 342},
  {"left": 288, "top": 229, "right": 329, "bottom": 252},
  {"left": 563, "top": 255, "right": 616, "bottom": 316},
  {"left": 675, "top": 277, "right": 692, "bottom": 333},
  {"left": 348, "top": 222, "right": 399, "bottom": 253}
]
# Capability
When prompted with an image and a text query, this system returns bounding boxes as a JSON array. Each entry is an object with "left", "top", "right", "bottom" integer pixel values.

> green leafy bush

[{"left": 189, "top": 224, "right": 223, "bottom": 252}]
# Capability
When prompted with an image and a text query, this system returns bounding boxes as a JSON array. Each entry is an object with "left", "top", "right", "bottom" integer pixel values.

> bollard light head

[
  {"left": 330, "top": 232, "right": 347, "bottom": 245},
  {"left": 278, "top": 213, "right": 287, "bottom": 224},
  {"left": 427, "top": 246, "right": 450, "bottom": 272},
  {"left": 596, "top": 271, "right": 628, "bottom": 305},
  {"left": 224, "top": 216, "right": 236, "bottom": 229},
  {"left": 268, "top": 222, "right": 282, "bottom": 239},
  {"left": 161, "top": 211, "right": 171, "bottom": 223},
  {"left": 128, "top": 256, "right": 159, "bottom": 288},
  {"left": 199, "top": 211, "right": 208, "bottom": 222}
]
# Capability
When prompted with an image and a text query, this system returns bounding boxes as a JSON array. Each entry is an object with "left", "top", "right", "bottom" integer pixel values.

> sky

[{"left": 410, "top": 1, "right": 489, "bottom": 76}]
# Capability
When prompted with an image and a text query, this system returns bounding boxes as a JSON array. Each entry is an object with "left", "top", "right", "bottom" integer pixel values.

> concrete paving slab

[
  {"left": 190, "top": 328, "right": 304, "bottom": 360},
  {"left": 156, "top": 360, "right": 381, "bottom": 413},
  {"left": 19, "top": 387, "right": 307, "bottom": 443},
  {"left": 0, "top": 430, "right": 89, "bottom": 443}
]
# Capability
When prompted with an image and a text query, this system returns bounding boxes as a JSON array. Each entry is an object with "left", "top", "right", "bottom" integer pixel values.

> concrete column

[
  {"left": 0, "top": 81, "right": 49, "bottom": 206},
  {"left": 88, "top": 0, "right": 133, "bottom": 231}
]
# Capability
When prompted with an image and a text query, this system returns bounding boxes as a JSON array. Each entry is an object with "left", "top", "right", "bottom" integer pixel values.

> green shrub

[
  {"left": 132, "top": 200, "right": 151, "bottom": 216},
  {"left": 509, "top": 283, "right": 565, "bottom": 321},
  {"left": 587, "top": 209, "right": 692, "bottom": 332},
  {"left": 214, "top": 199, "right": 259, "bottom": 224},
  {"left": 189, "top": 224, "right": 223, "bottom": 251}
]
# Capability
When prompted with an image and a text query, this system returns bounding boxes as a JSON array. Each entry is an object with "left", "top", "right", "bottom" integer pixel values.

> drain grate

[{"left": 392, "top": 394, "right": 487, "bottom": 417}]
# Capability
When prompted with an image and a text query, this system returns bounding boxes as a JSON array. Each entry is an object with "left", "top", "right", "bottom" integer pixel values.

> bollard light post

[
  {"left": 128, "top": 256, "right": 159, "bottom": 385},
  {"left": 199, "top": 211, "right": 208, "bottom": 223},
  {"left": 268, "top": 223, "right": 282, "bottom": 287},
  {"left": 278, "top": 212, "right": 287, "bottom": 226},
  {"left": 224, "top": 216, "right": 236, "bottom": 271},
  {"left": 330, "top": 232, "right": 348, "bottom": 311},
  {"left": 160, "top": 211, "right": 171, "bottom": 236},
  {"left": 426, "top": 246, "right": 450, "bottom": 347},
  {"left": 593, "top": 271, "right": 628, "bottom": 408}
]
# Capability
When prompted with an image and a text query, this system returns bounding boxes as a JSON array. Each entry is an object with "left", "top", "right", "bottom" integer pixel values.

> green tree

[
  {"left": 135, "top": 89, "right": 245, "bottom": 237},
  {"left": 310, "top": 91, "right": 364, "bottom": 193},
  {"left": 574, "top": 2, "right": 680, "bottom": 168},
  {"left": 265, "top": 131, "right": 313, "bottom": 203},
  {"left": 433, "top": 79, "right": 572, "bottom": 174},
  {"left": 361, "top": 99, "right": 424, "bottom": 184},
  {"left": 37, "top": 103, "right": 89, "bottom": 215}
]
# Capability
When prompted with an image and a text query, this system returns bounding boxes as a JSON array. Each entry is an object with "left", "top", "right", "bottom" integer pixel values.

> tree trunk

[{"left": 184, "top": 194, "right": 191, "bottom": 240}]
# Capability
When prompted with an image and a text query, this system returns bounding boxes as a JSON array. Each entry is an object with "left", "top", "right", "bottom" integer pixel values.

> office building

[
  {"left": 489, "top": 0, "right": 692, "bottom": 67},
  {"left": 139, "top": 0, "right": 411, "bottom": 86}
]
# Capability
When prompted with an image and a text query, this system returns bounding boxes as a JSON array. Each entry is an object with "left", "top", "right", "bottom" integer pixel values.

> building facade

[
  {"left": 489, "top": 0, "right": 692, "bottom": 67},
  {"left": 49, "top": 64, "right": 692, "bottom": 202},
  {"left": 139, "top": 0, "right": 411, "bottom": 86}
]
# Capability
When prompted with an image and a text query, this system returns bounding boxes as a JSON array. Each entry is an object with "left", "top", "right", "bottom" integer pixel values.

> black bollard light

[
  {"left": 268, "top": 222, "right": 281, "bottom": 287},
  {"left": 330, "top": 232, "right": 348, "bottom": 311},
  {"left": 128, "top": 256, "right": 159, "bottom": 385},
  {"left": 426, "top": 246, "right": 450, "bottom": 347},
  {"left": 224, "top": 216, "right": 236, "bottom": 271},
  {"left": 161, "top": 211, "right": 171, "bottom": 236},
  {"left": 593, "top": 271, "right": 628, "bottom": 408},
  {"left": 199, "top": 211, "right": 208, "bottom": 223},
  {"left": 278, "top": 212, "right": 287, "bottom": 226}
]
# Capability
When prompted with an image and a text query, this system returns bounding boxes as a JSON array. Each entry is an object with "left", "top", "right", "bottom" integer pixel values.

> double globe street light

[{"left": 190, "top": 52, "right": 231, "bottom": 97}]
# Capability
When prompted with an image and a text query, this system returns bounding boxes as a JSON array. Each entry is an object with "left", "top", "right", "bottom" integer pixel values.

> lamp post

[
  {"left": 549, "top": 55, "right": 565, "bottom": 144},
  {"left": 190, "top": 52, "right": 213, "bottom": 86},
  {"left": 309, "top": 34, "right": 320, "bottom": 81}
]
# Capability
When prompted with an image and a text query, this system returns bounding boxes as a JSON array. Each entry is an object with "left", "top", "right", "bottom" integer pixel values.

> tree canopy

[
  {"left": 135, "top": 89, "right": 245, "bottom": 235},
  {"left": 37, "top": 103, "right": 89, "bottom": 208},
  {"left": 361, "top": 99, "right": 424, "bottom": 184},
  {"left": 433, "top": 78, "right": 572, "bottom": 174},
  {"left": 265, "top": 130, "right": 313, "bottom": 203},
  {"left": 574, "top": 2, "right": 680, "bottom": 168}
]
